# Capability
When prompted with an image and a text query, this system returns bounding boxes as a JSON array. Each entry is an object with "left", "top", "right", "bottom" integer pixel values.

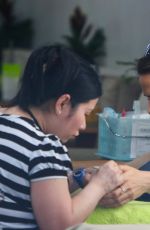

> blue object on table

[
  {"left": 136, "top": 161, "right": 150, "bottom": 202},
  {"left": 97, "top": 115, "right": 134, "bottom": 161}
]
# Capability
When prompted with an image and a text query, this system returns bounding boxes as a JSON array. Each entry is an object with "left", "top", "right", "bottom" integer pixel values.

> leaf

[
  {"left": 70, "top": 6, "right": 87, "bottom": 38},
  {"left": 81, "top": 24, "right": 93, "bottom": 40},
  {"left": 86, "top": 29, "right": 106, "bottom": 57},
  {"left": 116, "top": 60, "right": 137, "bottom": 66}
]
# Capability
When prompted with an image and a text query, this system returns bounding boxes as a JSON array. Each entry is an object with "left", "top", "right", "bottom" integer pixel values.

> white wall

[{"left": 14, "top": 0, "right": 150, "bottom": 71}]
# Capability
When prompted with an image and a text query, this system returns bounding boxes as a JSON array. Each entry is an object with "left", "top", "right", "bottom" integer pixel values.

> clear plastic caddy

[{"left": 97, "top": 113, "right": 150, "bottom": 161}]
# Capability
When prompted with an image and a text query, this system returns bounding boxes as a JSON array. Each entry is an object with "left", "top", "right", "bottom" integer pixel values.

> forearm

[
  {"left": 32, "top": 161, "right": 123, "bottom": 229},
  {"left": 71, "top": 180, "right": 105, "bottom": 225},
  {"left": 70, "top": 162, "right": 123, "bottom": 223}
]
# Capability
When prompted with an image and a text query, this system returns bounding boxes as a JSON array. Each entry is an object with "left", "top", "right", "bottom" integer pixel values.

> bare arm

[{"left": 31, "top": 161, "right": 124, "bottom": 230}]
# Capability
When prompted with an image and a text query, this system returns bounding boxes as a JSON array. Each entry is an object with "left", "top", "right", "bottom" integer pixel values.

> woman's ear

[{"left": 55, "top": 94, "right": 71, "bottom": 115}]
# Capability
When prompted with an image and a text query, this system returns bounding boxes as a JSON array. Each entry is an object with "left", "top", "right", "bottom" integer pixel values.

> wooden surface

[
  {"left": 72, "top": 152, "right": 150, "bottom": 169},
  {"left": 72, "top": 159, "right": 108, "bottom": 168}
]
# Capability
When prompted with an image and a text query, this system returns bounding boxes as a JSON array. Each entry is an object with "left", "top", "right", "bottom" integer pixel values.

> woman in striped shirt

[{"left": 0, "top": 45, "right": 124, "bottom": 230}]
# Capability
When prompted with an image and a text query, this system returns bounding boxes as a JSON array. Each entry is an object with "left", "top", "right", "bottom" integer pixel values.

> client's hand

[{"left": 99, "top": 165, "right": 149, "bottom": 208}]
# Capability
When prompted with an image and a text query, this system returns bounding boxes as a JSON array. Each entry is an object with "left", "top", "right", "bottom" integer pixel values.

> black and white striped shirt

[{"left": 0, "top": 113, "right": 72, "bottom": 229}]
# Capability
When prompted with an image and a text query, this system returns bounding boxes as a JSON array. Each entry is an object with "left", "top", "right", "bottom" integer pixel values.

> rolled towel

[{"left": 87, "top": 201, "right": 150, "bottom": 224}]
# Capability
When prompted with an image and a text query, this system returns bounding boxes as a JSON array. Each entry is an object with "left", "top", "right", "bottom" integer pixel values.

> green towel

[{"left": 87, "top": 201, "right": 150, "bottom": 224}]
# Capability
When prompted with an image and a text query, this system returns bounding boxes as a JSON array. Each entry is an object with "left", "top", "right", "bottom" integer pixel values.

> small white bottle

[{"left": 132, "top": 100, "right": 141, "bottom": 117}]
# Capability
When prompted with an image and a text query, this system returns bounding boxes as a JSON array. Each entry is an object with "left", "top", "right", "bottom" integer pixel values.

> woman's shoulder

[
  {"left": 0, "top": 113, "right": 68, "bottom": 154},
  {"left": 0, "top": 113, "right": 51, "bottom": 150}
]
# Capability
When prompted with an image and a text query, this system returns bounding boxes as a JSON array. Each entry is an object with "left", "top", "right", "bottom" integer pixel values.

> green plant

[
  {"left": 63, "top": 6, "right": 106, "bottom": 65},
  {"left": 0, "top": 0, "right": 33, "bottom": 50},
  {"left": 116, "top": 60, "right": 137, "bottom": 83}
]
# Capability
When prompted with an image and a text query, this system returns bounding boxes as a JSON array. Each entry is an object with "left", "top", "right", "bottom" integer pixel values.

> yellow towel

[{"left": 87, "top": 201, "right": 150, "bottom": 224}]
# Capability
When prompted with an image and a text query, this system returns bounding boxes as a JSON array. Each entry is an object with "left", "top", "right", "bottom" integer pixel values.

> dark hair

[
  {"left": 137, "top": 44, "right": 150, "bottom": 75},
  {"left": 137, "top": 55, "right": 150, "bottom": 75},
  {"left": 10, "top": 45, "right": 102, "bottom": 109}
]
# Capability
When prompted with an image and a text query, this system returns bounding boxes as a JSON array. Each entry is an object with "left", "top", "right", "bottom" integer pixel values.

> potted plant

[{"left": 62, "top": 6, "right": 106, "bottom": 67}]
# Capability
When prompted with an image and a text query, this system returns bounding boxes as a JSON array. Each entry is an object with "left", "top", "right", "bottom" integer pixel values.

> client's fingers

[{"left": 99, "top": 185, "right": 134, "bottom": 208}]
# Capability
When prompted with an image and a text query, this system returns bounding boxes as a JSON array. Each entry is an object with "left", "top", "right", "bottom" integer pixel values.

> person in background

[
  {"left": 0, "top": 45, "right": 124, "bottom": 230},
  {"left": 98, "top": 45, "right": 150, "bottom": 208}
]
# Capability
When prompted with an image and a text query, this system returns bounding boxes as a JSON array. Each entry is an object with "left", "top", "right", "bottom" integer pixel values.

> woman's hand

[
  {"left": 92, "top": 160, "right": 124, "bottom": 195},
  {"left": 99, "top": 165, "right": 150, "bottom": 208},
  {"left": 68, "top": 161, "right": 123, "bottom": 193}
]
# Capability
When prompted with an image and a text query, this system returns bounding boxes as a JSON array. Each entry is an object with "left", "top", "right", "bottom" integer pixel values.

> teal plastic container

[{"left": 97, "top": 114, "right": 135, "bottom": 161}]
